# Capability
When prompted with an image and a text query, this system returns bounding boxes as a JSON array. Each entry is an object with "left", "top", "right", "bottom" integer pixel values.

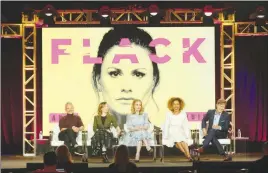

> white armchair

[{"left": 49, "top": 124, "right": 88, "bottom": 147}]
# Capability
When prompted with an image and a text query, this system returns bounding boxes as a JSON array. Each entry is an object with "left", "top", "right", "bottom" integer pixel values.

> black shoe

[
  {"left": 102, "top": 154, "right": 110, "bottom": 163},
  {"left": 223, "top": 155, "right": 232, "bottom": 161},
  {"left": 74, "top": 146, "right": 85, "bottom": 156},
  {"left": 134, "top": 160, "right": 139, "bottom": 163}
]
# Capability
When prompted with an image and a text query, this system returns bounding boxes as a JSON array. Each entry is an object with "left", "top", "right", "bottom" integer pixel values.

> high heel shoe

[
  {"left": 187, "top": 156, "right": 194, "bottom": 162},
  {"left": 102, "top": 153, "right": 110, "bottom": 163},
  {"left": 135, "top": 154, "right": 140, "bottom": 163}
]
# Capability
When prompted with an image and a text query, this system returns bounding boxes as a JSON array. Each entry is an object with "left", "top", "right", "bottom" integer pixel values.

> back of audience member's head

[
  {"left": 114, "top": 145, "right": 129, "bottom": 165},
  {"left": 44, "top": 151, "right": 57, "bottom": 166},
  {"left": 56, "top": 145, "right": 72, "bottom": 163},
  {"left": 263, "top": 141, "right": 268, "bottom": 155}
]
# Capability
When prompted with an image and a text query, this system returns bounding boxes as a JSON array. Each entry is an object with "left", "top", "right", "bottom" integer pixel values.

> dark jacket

[
  {"left": 202, "top": 109, "right": 230, "bottom": 132},
  {"left": 93, "top": 115, "right": 118, "bottom": 132}
]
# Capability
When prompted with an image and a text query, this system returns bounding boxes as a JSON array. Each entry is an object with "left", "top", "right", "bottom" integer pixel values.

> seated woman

[
  {"left": 124, "top": 99, "right": 153, "bottom": 162},
  {"left": 109, "top": 145, "right": 138, "bottom": 173},
  {"left": 56, "top": 145, "right": 73, "bottom": 173},
  {"left": 162, "top": 97, "right": 193, "bottom": 161},
  {"left": 92, "top": 102, "right": 121, "bottom": 163}
]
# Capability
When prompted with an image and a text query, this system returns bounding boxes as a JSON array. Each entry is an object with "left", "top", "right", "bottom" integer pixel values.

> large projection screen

[{"left": 42, "top": 27, "right": 215, "bottom": 135}]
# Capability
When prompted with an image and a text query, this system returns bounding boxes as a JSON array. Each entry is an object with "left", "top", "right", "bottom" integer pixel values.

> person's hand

[
  {"left": 72, "top": 126, "right": 79, "bottom": 133},
  {"left": 212, "top": 125, "right": 221, "bottom": 130},
  {"left": 202, "top": 129, "right": 208, "bottom": 136}
]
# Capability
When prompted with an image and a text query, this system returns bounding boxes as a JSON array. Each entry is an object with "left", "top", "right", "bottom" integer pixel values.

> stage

[{"left": 1, "top": 153, "right": 261, "bottom": 169}]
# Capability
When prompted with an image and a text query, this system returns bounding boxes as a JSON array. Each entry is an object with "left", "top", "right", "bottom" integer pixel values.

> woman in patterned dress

[{"left": 125, "top": 99, "right": 153, "bottom": 162}]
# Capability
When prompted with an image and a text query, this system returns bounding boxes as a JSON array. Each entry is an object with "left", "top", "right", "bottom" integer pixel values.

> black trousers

[
  {"left": 58, "top": 128, "right": 78, "bottom": 148},
  {"left": 203, "top": 129, "right": 227, "bottom": 155}
]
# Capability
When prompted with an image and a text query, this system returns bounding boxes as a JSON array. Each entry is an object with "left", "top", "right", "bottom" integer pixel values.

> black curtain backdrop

[{"left": 1, "top": 31, "right": 267, "bottom": 155}]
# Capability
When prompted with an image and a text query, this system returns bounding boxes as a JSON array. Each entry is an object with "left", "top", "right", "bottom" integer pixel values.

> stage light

[
  {"left": 99, "top": 6, "right": 110, "bottom": 18},
  {"left": 249, "top": 6, "right": 267, "bottom": 26},
  {"left": 202, "top": 5, "right": 214, "bottom": 26},
  {"left": 204, "top": 5, "right": 213, "bottom": 17},
  {"left": 149, "top": 4, "right": 159, "bottom": 16},
  {"left": 256, "top": 6, "right": 266, "bottom": 19},
  {"left": 38, "top": 4, "right": 59, "bottom": 25}
]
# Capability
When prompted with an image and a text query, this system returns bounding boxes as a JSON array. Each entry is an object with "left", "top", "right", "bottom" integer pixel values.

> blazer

[
  {"left": 93, "top": 115, "right": 118, "bottom": 132},
  {"left": 202, "top": 109, "right": 230, "bottom": 132}
]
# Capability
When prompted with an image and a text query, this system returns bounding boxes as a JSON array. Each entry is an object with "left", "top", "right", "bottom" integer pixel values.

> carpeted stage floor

[{"left": 1, "top": 153, "right": 262, "bottom": 169}]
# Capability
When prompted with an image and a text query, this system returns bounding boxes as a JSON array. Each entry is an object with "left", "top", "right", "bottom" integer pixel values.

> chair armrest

[
  {"left": 82, "top": 130, "right": 88, "bottom": 141},
  {"left": 49, "top": 131, "right": 53, "bottom": 142},
  {"left": 153, "top": 128, "right": 162, "bottom": 145}
]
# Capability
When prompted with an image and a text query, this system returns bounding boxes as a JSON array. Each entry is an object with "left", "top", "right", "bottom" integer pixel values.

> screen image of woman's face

[{"left": 98, "top": 44, "right": 154, "bottom": 115}]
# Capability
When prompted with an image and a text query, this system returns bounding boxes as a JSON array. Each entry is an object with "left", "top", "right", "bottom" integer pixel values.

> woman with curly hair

[{"left": 162, "top": 97, "right": 192, "bottom": 161}]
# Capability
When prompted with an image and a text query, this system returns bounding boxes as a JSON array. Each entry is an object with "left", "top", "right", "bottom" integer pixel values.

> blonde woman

[
  {"left": 163, "top": 97, "right": 193, "bottom": 161},
  {"left": 125, "top": 99, "right": 153, "bottom": 162},
  {"left": 109, "top": 145, "right": 138, "bottom": 173},
  {"left": 92, "top": 102, "right": 121, "bottom": 163}
]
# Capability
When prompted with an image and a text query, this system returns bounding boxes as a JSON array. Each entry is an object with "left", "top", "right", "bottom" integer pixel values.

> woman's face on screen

[{"left": 99, "top": 44, "right": 154, "bottom": 115}]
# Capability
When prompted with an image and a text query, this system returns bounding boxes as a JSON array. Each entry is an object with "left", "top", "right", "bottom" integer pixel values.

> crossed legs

[{"left": 58, "top": 128, "right": 78, "bottom": 149}]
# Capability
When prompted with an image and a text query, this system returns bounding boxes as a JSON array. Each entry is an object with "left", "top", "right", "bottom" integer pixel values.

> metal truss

[
  {"left": 1, "top": 24, "right": 22, "bottom": 38},
  {"left": 235, "top": 22, "right": 268, "bottom": 36},
  {"left": 220, "top": 22, "right": 236, "bottom": 153},
  {"left": 1, "top": 8, "right": 267, "bottom": 156},
  {"left": 22, "top": 23, "right": 37, "bottom": 156}
]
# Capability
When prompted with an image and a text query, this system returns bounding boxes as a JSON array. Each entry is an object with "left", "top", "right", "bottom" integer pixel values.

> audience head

[
  {"left": 216, "top": 99, "right": 226, "bottom": 113},
  {"left": 263, "top": 141, "right": 268, "bottom": 155},
  {"left": 43, "top": 151, "right": 57, "bottom": 166},
  {"left": 167, "top": 97, "right": 185, "bottom": 113},
  {"left": 56, "top": 145, "right": 72, "bottom": 163},
  {"left": 114, "top": 145, "right": 129, "bottom": 165}
]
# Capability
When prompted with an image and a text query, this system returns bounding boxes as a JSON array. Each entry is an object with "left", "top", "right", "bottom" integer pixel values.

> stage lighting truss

[
  {"left": 1, "top": 8, "right": 268, "bottom": 156},
  {"left": 22, "top": 23, "right": 37, "bottom": 157},
  {"left": 1, "top": 24, "right": 22, "bottom": 38}
]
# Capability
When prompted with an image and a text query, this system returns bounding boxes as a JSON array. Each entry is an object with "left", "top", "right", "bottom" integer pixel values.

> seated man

[
  {"left": 250, "top": 141, "right": 268, "bottom": 173},
  {"left": 33, "top": 151, "right": 66, "bottom": 173},
  {"left": 195, "top": 99, "right": 232, "bottom": 161},
  {"left": 59, "top": 102, "right": 84, "bottom": 155}
]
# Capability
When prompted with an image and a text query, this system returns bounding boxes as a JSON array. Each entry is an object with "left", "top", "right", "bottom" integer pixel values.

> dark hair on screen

[{"left": 92, "top": 26, "right": 160, "bottom": 97}]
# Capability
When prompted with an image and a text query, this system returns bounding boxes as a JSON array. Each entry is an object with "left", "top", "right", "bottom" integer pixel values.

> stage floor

[{"left": 1, "top": 153, "right": 262, "bottom": 169}]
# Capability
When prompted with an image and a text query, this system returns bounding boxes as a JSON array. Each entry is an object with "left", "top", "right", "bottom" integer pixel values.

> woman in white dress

[{"left": 163, "top": 97, "right": 193, "bottom": 161}]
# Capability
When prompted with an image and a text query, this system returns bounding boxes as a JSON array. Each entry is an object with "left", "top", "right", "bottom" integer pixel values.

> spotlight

[
  {"left": 149, "top": 4, "right": 159, "bottom": 16},
  {"left": 202, "top": 5, "right": 214, "bottom": 26},
  {"left": 99, "top": 6, "right": 110, "bottom": 18},
  {"left": 256, "top": 6, "right": 266, "bottom": 19},
  {"left": 249, "top": 6, "right": 267, "bottom": 26},
  {"left": 39, "top": 4, "right": 59, "bottom": 25},
  {"left": 204, "top": 5, "right": 213, "bottom": 17}
]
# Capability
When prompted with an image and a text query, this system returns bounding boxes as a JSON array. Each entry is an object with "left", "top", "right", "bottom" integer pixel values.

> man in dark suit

[
  {"left": 250, "top": 141, "right": 268, "bottom": 173},
  {"left": 195, "top": 99, "right": 232, "bottom": 161}
]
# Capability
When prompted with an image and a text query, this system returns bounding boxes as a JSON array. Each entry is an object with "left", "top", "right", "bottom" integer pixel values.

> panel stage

[{"left": 1, "top": 153, "right": 261, "bottom": 169}]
